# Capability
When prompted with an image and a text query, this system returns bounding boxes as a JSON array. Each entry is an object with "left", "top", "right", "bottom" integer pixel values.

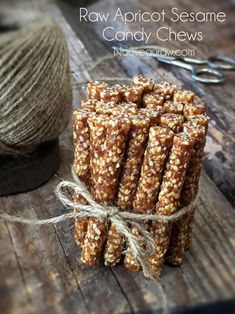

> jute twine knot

[
  {"left": 0, "top": 9, "right": 72, "bottom": 155},
  {"left": 0, "top": 168, "right": 198, "bottom": 279},
  {"left": 55, "top": 169, "right": 198, "bottom": 278}
]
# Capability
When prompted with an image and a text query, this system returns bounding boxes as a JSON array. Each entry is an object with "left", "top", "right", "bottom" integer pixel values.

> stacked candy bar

[{"left": 73, "top": 76, "right": 209, "bottom": 277}]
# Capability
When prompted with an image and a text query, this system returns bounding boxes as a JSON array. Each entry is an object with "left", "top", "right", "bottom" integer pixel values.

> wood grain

[{"left": 0, "top": 0, "right": 235, "bottom": 313}]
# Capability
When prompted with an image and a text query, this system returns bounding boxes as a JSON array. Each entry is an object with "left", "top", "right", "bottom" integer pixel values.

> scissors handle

[
  {"left": 207, "top": 56, "right": 235, "bottom": 70},
  {"left": 191, "top": 67, "right": 225, "bottom": 84}
]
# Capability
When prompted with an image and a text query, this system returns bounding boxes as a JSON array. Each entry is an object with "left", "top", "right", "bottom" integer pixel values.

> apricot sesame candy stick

[
  {"left": 187, "top": 114, "right": 209, "bottom": 131},
  {"left": 181, "top": 114, "right": 210, "bottom": 251},
  {"left": 134, "top": 127, "right": 174, "bottom": 214},
  {"left": 112, "top": 102, "right": 138, "bottom": 117},
  {"left": 182, "top": 114, "right": 209, "bottom": 208},
  {"left": 124, "top": 127, "right": 174, "bottom": 272},
  {"left": 149, "top": 132, "right": 195, "bottom": 276},
  {"left": 183, "top": 96, "right": 206, "bottom": 118},
  {"left": 87, "top": 81, "right": 109, "bottom": 100},
  {"left": 173, "top": 89, "right": 194, "bottom": 104},
  {"left": 160, "top": 113, "right": 184, "bottom": 133},
  {"left": 166, "top": 213, "right": 191, "bottom": 265},
  {"left": 73, "top": 108, "right": 94, "bottom": 246},
  {"left": 87, "top": 114, "right": 108, "bottom": 190},
  {"left": 104, "top": 115, "right": 150, "bottom": 267},
  {"left": 181, "top": 115, "right": 209, "bottom": 249},
  {"left": 154, "top": 81, "right": 176, "bottom": 100},
  {"left": 140, "top": 106, "right": 164, "bottom": 127},
  {"left": 168, "top": 123, "right": 206, "bottom": 265},
  {"left": 81, "top": 116, "right": 130, "bottom": 266},
  {"left": 80, "top": 99, "right": 97, "bottom": 111},
  {"left": 100, "top": 86, "right": 123, "bottom": 103},
  {"left": 73, "top": 109, "right": 94, "bottom": 183},
  {"left": 117, "top": 115, "right": 151, "bottom": 210},
  {"left": 133, "top": 75, "right": 154, "bottom": 93},
  {"left": 73, "top": 193, "right": 88, "bottom": 246},
  {"left": 79, "top": 114, "right": 107, "bottom": 265},
  {"left": 123, "top": 85, "right": 143, "bottom": 106},
  {"left": 163, "top": 101, "right": 184, "bottom": 115},
  {"left": 181, "top": 123, "right": 207, "bottom": 205},
  {"left": 142, "top": 92, "right": 164, "bottom": 108},
  {"left": 95, "top": 116, "right": 131, "bottom": 203},
  {"left": 95, "top": 101, "right": 117, "bottom": 115}
]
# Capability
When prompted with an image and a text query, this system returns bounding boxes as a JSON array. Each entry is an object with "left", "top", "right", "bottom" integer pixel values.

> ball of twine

[{"left": 0, "top": 9, "right": 72, "bottom": 155}]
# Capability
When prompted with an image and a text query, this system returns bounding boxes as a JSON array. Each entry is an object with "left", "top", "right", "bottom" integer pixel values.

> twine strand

[
  {"left": 75, "top": 44, "right": 172, "bottom": 86},
  {"left": 0, "top": 169, "right": 197, "bottom": 279}
]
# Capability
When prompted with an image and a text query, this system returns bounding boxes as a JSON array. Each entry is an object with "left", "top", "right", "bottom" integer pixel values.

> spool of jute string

[{"left": 0, "top": 9, "right": 72, "bottom": 155}]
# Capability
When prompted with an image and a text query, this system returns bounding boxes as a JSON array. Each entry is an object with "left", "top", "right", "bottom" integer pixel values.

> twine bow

[
  {"left": 55, "top": 169, "right": 197, "bottom": 278},
  {"left": 0, "top": 169, "right": 197, "bottom": 279}
]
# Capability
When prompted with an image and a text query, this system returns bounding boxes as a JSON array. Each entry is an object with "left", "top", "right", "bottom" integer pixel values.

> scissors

[{"left": 112, "top": 46, "right": 235, "bottom": 84}]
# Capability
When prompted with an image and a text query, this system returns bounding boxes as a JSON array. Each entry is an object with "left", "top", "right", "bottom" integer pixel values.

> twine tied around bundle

[
  {"left": 0, "top": 9, "right": 72, "bottom": 155},
  {"left": 0, "top": 169, "right": 198, "bottom": 279}
]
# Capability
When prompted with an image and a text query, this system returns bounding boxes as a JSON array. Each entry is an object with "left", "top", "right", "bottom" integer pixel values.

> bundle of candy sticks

[{"left": 73, "top": 76, "right": 209, "bottom": 277}]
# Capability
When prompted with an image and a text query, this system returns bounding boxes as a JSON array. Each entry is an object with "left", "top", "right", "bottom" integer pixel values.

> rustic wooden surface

[{"left": 0, "top": 0, "right": 235, "bottom": 313}]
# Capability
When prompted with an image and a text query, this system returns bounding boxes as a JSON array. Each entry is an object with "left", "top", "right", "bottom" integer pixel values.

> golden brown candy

[
  {"left": 95, "top": 101, "right": 117, "bottom": 115},
  {"left": 168, "top": 123, "right": 206, "bottom": 265},
  {"left": 124, "top": 127, "right": 174, "bottom": 272},
  {"left": 133, "top": 75, "right": 154, "bottom": 93},
  {"left": 184, "top": 96, "right": 206, "bottom": 117},
  {"left": 80, "top": 99, "right": 97, "bottom": 111},
  {"left": 72, "top": 78, "right": 207, "bottom": 277},
  {"left": 149, "top": 132, "right": 194, "bottom": 276},
  {"left": 87, "top": 81, "right": 109, "bottom": 100},
  {"left": 123, "top": 85, "right": 143, "bottom": 105},
  {"left": 160, "top": 113, "right": 184, "bottom": 133},
  {"left": 81, "top": 115, "right": 130, "bottom": 266},
  {"left": 163, "top": 101, "right": 184, "bottom": 115},
  {"left": 140, "top": 107, "right": 164, "bottom": 126},
  {"left": 174, "top": 89, "right": 194, "bottom": 104},
  {"left": 142, "top": 92, "right": 164, "bottom": 108},
  {"left": 73, "top": 108, "right": 94, "bottom": 246},
  {"left": 154, "top": 81, "right": 176, "bottom": 100},
  {"left": 100, "top": 86, "right": 123, "bottom": 103},
  {"left": 105, "top": 115, "right": 150, "bottom": 266}
]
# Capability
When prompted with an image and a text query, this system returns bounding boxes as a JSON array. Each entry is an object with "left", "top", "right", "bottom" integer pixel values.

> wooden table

[{"left": 0, "top": 0, "right": 235, "bottom": 313}]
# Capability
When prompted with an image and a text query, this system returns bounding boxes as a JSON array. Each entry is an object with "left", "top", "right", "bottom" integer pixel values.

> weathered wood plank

[
  {"left": 0, "top": 0, "right": 235, "bottom": 313},
  {"left": 2, "top": 170, "right": 234, "bottom": 314},
  {"left": 0, "top": 221, "right": 34, "bottom": 314}
]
